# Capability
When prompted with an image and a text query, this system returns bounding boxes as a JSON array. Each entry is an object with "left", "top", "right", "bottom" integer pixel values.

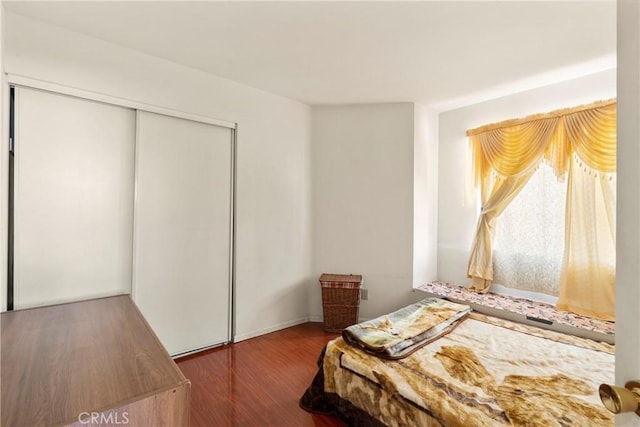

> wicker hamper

[{"left": 319, "top": 273, "right": 363, "bottom": 332}]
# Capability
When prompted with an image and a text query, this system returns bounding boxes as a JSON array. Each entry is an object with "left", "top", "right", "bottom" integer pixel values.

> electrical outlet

[{"left": 361, "top": 289, "right": 368, "bottom": 300}]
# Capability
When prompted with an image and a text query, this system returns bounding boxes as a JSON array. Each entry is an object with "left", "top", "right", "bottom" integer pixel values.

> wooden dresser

[{"left": 1, "top": 295, "right": 190, "bottom": 426}]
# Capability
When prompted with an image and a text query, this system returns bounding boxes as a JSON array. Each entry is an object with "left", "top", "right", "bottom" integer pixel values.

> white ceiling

[{"left": 3, "top": 1, "right": 616, "bottom": 110}]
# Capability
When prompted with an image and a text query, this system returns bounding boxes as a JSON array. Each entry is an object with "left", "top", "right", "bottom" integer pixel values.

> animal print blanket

[
  {"left": 301, "top": 312, "right": 614, "bottom": 426},
  {"left": 342, "top": 298, "right": 472, "bottom": 359}
]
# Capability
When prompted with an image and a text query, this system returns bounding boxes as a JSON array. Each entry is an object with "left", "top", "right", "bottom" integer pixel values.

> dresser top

[{"left": 1, "top": 295, "right": 188, "bottom": 426}]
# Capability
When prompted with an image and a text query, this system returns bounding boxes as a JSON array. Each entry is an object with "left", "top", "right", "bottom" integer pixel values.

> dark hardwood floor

[{"left": 176, "top": 322, "right": 344, "bottom": 427}]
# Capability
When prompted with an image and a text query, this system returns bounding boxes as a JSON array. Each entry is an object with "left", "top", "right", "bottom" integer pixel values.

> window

[
  {"left": 492, "top": 163, "right": 566, "bottom": 296},
  {"left": 465, "top": 99, "right": 616, "bottom": 319}
]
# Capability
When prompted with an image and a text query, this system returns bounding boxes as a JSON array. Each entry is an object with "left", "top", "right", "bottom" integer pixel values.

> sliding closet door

[
  {"left": 13, "top": 87, "right": 136, "bottom": 309},
  {"left": 134, "top": 111, "right": 233, "bottom": 356}
]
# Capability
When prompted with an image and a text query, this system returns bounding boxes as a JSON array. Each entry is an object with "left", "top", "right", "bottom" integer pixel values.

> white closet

[
  {"left": 10, "top": 84, "right": 235, "bottom": 356},
  {"left": 133, "top": 111, "right": 233, "bottom": 355},
  {"left": 13, "top": 87, "right": 136, "bottom": 309}
]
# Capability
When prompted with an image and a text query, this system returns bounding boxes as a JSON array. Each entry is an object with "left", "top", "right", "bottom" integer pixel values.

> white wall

[
  {"left": 413, "top": 103, "right": 439, "bottom": 287},
  {"left": 437, "top": 69, "right": 617, "bottom": 287},
  {"left": 311, "top": 103, "right": 429, "bottom": 321},
  {"left": 2, "top": 11, "right": 313, "bottom": 341}
]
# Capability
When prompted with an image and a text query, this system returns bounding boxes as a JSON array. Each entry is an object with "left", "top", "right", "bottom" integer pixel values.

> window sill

[{"left": 416, "top": 281, "right": 614, "bottom": 344}]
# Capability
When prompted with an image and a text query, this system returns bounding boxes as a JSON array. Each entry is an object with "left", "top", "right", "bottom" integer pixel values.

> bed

[{"left": 300, "top": 298, "right": 614, "bottom": 427}]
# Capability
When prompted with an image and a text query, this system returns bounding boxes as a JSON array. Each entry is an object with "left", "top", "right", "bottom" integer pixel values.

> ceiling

[{"left": 3, "top": 1, "right": 616, "bottom": 110}]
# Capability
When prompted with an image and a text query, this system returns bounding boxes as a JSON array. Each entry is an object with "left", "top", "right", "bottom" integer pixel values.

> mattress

[{"left": 301, "top": 312, "right": 614, "bottom": 427}]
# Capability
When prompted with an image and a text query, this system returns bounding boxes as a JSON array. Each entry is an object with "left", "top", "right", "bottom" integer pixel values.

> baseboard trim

[{"left": 234, "top": 317, "right": 310, "bottom": 342}]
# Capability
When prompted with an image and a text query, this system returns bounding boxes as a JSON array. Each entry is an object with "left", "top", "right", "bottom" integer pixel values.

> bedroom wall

[
  {"left": 437, "top": 68, "right": 617, "bottom": 289},
  {"left": 310, "top": 103, "right": 431, "bottom": 321},
  {"left": 413, "top": 103, "right": 439, "bottom": 287},
  {"left": 2, "top": 11, "right": 313, "bottom": 341}
]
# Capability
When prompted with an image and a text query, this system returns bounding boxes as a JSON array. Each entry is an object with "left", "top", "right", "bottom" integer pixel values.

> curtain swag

[
  {"left": 465, "top": 99, "right": 616, "bottom": 321},
  {"left": 467, "top": 99, "right": 616, "bottom": 187}
]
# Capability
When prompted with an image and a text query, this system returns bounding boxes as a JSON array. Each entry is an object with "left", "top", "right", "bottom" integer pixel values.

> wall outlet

[{"left": 361, "top": 289, "right": 368, "bottom": 300}]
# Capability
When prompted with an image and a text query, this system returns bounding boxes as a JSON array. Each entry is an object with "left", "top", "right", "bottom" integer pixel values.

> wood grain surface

[
  {"left": 1, "top": 295, "right": 189, "bottom": 426},
  {"left": 176, "top": 322, "right": 343, "bottom": 427}
]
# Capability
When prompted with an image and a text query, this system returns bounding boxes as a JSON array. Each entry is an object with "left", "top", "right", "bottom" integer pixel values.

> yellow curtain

[
  {"left": 466, "top": 100, "right": 616, "bottom": 319},
  {"left": 556, "top": 159, "right": 616, "bottom": 320},
  {"left": 468, "top": 172, "right": 535, "bottom": 292}
]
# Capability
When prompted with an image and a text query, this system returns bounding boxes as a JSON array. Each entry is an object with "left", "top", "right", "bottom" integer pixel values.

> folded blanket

[{"left": 342, "top": 298, "right": 472, "bottom": 359}]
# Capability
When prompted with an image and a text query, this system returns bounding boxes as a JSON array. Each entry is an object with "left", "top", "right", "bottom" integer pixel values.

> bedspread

[{"left": 302, "top": 312, "right": 614, "bottom": 427}]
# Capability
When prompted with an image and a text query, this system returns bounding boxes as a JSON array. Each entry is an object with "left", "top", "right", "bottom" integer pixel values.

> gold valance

[{"left": 467, "top": 99, "right": 616, "bottom": 187}]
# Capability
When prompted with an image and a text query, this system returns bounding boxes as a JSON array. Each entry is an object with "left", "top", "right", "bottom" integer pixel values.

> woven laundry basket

[{"left": 319, "top": 273, "right": 363, "bottom": 332}]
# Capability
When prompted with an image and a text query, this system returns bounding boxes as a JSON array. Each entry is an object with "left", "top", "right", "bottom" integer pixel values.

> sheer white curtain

[{"left": 493, "top": 163, "right": 567, "bottom": 296}]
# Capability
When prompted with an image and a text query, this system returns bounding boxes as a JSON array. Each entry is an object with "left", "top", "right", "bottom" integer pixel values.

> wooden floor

[{"left": 176, "top": 322, "right": 344, "bottom": 427}]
